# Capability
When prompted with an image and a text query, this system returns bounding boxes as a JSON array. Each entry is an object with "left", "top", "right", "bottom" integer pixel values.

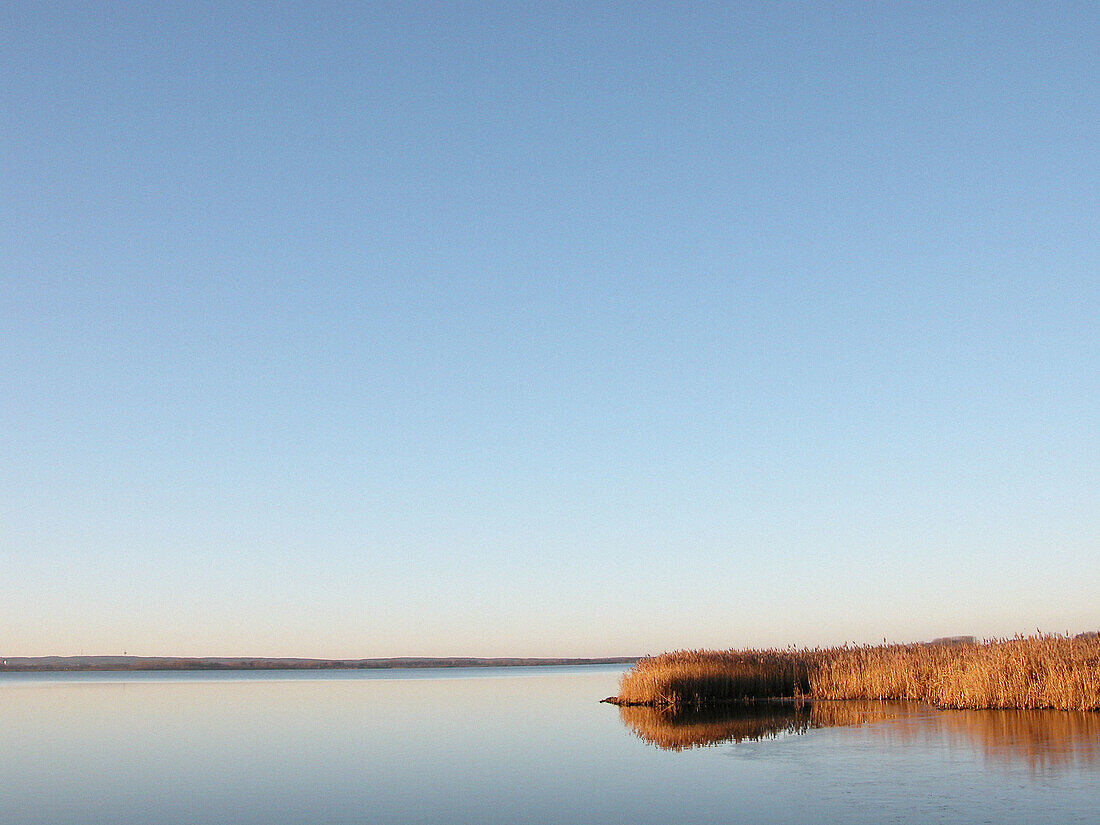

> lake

[{"left": 2, "top": 665, "right": 1098, "bottom": 824}]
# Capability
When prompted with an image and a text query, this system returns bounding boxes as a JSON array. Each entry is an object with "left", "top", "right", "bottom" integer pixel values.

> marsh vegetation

[{"left": 612, "top": 635, "right": 1100, "bottom": 711}]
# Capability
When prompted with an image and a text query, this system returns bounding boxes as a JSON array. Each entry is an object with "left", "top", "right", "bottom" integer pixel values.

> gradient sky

[{"left": 2, "top": 2, "right": 1097, "bottom": 657}]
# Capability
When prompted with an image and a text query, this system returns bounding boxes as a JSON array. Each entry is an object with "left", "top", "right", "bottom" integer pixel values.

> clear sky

[{"left": 2, "top": 2, "right": 1097, "bottom": 658}]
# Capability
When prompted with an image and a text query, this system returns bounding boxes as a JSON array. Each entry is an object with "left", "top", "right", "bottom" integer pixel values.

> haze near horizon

[{"left": 2, "top": 2, "right": 1097, "bottom": 658}]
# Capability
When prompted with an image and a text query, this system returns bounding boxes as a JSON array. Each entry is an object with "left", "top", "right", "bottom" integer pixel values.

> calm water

[{"left": 2, "top": 666, "right": 1098, "bottom": 824}]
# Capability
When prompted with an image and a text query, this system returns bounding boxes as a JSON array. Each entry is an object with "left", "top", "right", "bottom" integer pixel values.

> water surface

[{"left": 2, "top": 666, "right": 1097, "bottom": 824}]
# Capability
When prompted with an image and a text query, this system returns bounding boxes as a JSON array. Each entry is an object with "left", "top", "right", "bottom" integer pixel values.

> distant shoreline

[{"left": 0, "top": 655, "right": 639, "bottom": 673}]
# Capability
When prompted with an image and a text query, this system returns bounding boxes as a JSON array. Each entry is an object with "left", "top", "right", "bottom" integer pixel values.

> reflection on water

[
  {"left": 619, "top": 699, "right": 1100, "bottom": 768},
  {"left": 1, "top": 669, "right": 1097, "bottom": 825},
  {"left": 881, "top": 707, "right": 1100, "bottom": 773},
  {"left": 619, "top": 699, "right": 899, "bottom": 751},
  {"left": 620, "top": 700, "right": 808, "bottom": 750}
]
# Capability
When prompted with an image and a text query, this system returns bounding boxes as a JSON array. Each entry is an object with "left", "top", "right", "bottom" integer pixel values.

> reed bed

[
  {"left": 612, "top": 648, "right": 813, "bottom": 706},
  {"left": 613, "top": 635, "right": 1100, "bottom": 711}
]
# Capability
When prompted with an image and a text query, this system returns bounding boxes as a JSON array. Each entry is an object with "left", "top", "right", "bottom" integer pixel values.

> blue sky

[{"left": 2, "top": 2, "right": 1097, "bottom": 657}]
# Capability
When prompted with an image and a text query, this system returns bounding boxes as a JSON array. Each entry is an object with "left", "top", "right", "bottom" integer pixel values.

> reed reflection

[
  {"left": 884, "top": 708, "right": 1100, "bottom": 773},
  {"left": 620, "top": 699, "right": 904, "bottom": 751},
  {"left": 622, "top": 701, "right": 802, "bottom": 751},
  {"left": 619, "top": 699, "right": 1100, "bottom": 770}
]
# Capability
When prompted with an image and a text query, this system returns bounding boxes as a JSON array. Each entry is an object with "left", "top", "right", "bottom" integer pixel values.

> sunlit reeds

[
  {"left": 611, "top": 648, "right": 813, "bottom": 706},
  {"left": 612, "top": 635, "right": 1100, "bottom": 711}
]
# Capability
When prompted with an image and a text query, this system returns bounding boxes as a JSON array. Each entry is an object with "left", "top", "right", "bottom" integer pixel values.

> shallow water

[{"left": 1, "top": 666, "right": 1097, "bottom": 824}]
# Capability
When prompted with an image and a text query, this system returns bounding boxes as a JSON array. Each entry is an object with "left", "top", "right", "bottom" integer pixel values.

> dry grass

[
  {"left": 613, "top": 635, "right": 1100, "bottom": 711},
  {"left": 613, "top": 648, "right": 813, "bottom": 705}
]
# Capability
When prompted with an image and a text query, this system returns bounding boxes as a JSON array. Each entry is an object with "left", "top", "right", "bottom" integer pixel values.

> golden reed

[{"left": 612, "top": 635, "right": 1100, "bottom": 711}]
